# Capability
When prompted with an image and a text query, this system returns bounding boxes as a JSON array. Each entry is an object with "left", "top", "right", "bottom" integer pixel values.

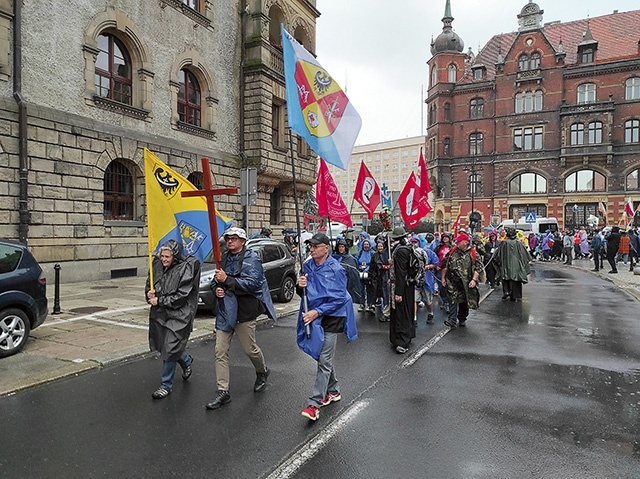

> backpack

[{"left": 408, "top": 246, "right": 429, "bottom": 285}]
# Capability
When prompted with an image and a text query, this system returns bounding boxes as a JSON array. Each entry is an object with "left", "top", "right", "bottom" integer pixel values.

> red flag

[
  {"left": 418, "top": 148, "right": 432, "bottom": 198},
  {"left": 398, "top": 172, "right": 432, "bottom": 229},
  {"left": 625, "top": 197, "right": 635, "bottom": 217},
  {"left": 451, "top": 210, "right": 462, "bottom": 233},
  {"left": 353, "top": 162, "right": 380, "bottom": 220},
  {"left": 316, "top": 159, "right": 353, "bottom": 227}
]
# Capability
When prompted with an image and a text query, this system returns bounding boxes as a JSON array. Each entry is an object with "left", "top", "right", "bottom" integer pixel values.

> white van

[{"left": 498, "top": 216, "right": 559, "bottom": 234}]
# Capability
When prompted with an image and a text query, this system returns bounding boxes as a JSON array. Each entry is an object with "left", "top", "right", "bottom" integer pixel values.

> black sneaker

[
  {"left": 427, "top": 314, "right": 434, "bottom": 324},
  {"left": 444, "top": 320, "right": 457, "bottom": 328},
  {"left": 182, "top": 355, "right": 193, "bottom": 380},
  {"left": 254, "top": 368, "right": 270, "bottom": 393},
  {"left": 458, "top": 320, "right": 466, "bottom": 327},
  {"left": 206, "top": 390, "right": 231, "bottom": 410},
  {"left": 151, "top": 387, "right": 171, "bottom": 400}
]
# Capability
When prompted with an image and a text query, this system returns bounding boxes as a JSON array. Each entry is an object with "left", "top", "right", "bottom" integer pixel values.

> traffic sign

[{"left": 525, "top": 212, "right": 537, "bottom": 223}]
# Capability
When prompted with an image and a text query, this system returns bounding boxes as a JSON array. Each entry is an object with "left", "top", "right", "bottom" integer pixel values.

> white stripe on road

[
  {"left": 402, "top": 327, "right": 450, "bottom": 368},
  {"left": 42, "top": 305, "right": 150, "bottom": 328},
  {"left": 265, "top": 400, "right": 369, "bottom": 479}
]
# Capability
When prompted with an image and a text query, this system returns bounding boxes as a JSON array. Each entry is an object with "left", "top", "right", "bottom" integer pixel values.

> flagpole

[{"left": 287, "top": 129, "right": 310, "bottom": 339}]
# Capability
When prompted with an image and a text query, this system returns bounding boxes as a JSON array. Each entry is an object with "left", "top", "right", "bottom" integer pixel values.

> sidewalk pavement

[
  {"left": 558, "top": 255, "right": 640, "bottom": 301},
  {"left": 0, "top": 276, "right": 300, "bottom": 397},
  {"left": 2, "top": 259, "right": 638, "bottom": 397}
]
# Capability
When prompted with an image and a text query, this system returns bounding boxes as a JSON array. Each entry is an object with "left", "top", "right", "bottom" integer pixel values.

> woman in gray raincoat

[{"left": 145, "top": 239, "right": 200, "bottom": 399}]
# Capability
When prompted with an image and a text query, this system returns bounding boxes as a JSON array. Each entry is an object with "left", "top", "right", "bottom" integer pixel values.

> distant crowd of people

[{"left": 142, "top": 221, "right": 637, "bottom": 422}]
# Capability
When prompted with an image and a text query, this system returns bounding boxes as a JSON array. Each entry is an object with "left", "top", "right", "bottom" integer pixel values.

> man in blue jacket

[
  {"left": 206, "top": 227, "right": 277, "bottom": 410},
  {"left": 297, "top": 232, "right": 357, "bottom": 421}
]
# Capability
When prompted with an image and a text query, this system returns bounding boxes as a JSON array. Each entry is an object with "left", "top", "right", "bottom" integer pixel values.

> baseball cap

[
  {"left": 223, "top": 227, "right": 247, "bottom": 240},
  {"left": 305, "top": 232, "right": 331, "bottom": 246},
  {"left": 455, "top": 232, "right": 470, "bottom": 243}
]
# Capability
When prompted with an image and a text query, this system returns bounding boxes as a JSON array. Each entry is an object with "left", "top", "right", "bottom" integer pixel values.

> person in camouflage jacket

[{"left": 441, "top": 232, "right": 482, "bottom": 328}]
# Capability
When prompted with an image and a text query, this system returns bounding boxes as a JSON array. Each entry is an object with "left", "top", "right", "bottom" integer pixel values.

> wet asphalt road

[{"left": 1, "top": 262, "right": 639, "bottom": 479}]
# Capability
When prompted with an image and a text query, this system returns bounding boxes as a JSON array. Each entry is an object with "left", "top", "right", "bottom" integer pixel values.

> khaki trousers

[{"left": 214, "top": 320, "right": 266, "bottom": 391}]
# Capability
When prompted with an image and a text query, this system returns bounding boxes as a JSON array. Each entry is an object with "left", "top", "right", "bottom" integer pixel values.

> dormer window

[
  {"left": 581, "top": 48, "right": 594, "bottom": 64},
  {"left": 473, "top": 68, "right": 484, "bottom": 80}
]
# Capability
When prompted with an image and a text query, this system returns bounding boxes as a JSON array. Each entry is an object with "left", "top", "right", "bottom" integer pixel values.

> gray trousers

[{"left": 309, "top": 332, "right": 339, "bottom": 407}]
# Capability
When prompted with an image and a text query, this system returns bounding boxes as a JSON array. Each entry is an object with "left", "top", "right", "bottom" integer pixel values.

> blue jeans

[
  {"left": 309, "top": 332, "right": 339, "bottom": 407},
  {"left": 160, "top": 353, "right": 192, "bottom": 390},
  {"left": 447, "top": 301, "right": 469, "bottom": 325}
]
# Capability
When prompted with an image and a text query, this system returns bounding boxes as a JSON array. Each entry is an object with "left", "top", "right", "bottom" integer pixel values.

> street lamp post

[{"left": 465, "top": 156, "right": 483, "bottom": 233}]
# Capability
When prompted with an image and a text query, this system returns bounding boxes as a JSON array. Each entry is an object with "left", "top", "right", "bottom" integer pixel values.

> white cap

[{"left": 222, "top": 227, "right": 247, "bottom": 240}]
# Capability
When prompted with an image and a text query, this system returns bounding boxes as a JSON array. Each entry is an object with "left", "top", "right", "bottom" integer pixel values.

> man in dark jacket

[
  {"left": 146, "top": 239, "right": 200, "bottom": 400},
  {"left": 206, "top": 227, "right": 277, "bottom": 410},
  {"left": 606, "top": 226, "right": 621, "bottom": 274},
  {"left": 590, "top": 229, "right": 603, "bottom": 271}
]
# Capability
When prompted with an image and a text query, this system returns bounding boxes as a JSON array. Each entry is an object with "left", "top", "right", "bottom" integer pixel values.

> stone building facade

[
  {"left": 0, "top": 0, "right": 318, "bottom": 282},
  {"left": 426, "top": 0, "right": 640, "bottom": 231}
]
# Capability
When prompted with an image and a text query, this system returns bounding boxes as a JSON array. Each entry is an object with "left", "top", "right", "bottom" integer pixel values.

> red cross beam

[{"left": 181, "top": 158, "right": 237, "bottom": 268}]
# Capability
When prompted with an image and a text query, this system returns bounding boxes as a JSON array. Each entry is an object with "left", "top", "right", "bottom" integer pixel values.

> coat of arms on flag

[{"left": 281, "top": 24, "right": 361, "bottom": 170}]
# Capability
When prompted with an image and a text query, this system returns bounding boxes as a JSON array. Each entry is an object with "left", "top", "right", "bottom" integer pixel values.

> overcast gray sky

[{"left": 315, "top": 0, "right": 640, "bottom": 146}]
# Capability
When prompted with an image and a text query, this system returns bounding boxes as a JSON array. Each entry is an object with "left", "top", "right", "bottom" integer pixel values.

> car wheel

[
  {"left": 277, "top": 275, "right": 296, "bottom": 303},
  {"left": 0, "top": 308, "right": 31, "bottom": 358}
]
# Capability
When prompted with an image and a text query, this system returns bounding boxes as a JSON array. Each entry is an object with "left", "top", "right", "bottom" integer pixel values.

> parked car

[
  {"left": 0, "top": 239, "right": 48, "bottom": 358},
  {"left": 198, "top": 239, "right": 297, "bottom": 312}
]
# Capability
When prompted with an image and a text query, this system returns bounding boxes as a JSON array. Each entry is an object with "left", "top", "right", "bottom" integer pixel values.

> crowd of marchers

[{"left": 140, "top": 222, "right": 638, "bottom": 423}]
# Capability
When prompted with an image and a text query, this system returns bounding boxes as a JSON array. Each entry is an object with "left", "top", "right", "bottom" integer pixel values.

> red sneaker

[
  {"left": 301, "top": 405, "right": 320, "bottom": 421},
  {"left": 319, "top": 392, "right": 342, "bottom": 407}
]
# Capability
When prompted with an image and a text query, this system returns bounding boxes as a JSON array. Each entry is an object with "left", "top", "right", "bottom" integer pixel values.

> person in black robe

[{"left": 389, "top": 228, "right": 415, "bottom": 354}]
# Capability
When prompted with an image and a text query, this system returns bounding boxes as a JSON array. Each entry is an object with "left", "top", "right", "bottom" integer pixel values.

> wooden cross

[{"left": 181, "top": 158, "right": 237, "bottom": 268}]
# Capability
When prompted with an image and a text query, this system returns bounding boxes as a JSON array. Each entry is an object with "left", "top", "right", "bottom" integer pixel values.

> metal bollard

[{"left": 52, "top": 263, "right": 61, "bottom": 314}]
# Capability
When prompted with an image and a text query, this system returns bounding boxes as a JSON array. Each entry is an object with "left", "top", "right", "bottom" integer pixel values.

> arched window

[
  {"left": 515, "top": 90, "right": 543, "bottom": 113},
  {"left": 469, "top": 133, "right": 483, "bottom": 155},
  {"left": 444, "top": 102, "right": 451, "bottom": 122},
  {"left": 587, "top": 121, "right": 603, "bottom": 144},
  {"left": 529, "top": 52, "right": 540, "bottom": 69},
  {"left": 625, "top": 119, "right": 640, "bottom": 143},
  {"left": 443, "top": 138, "right": 450, "bottom": 156},
  {"left": 626, "top": 78, "right": 640, "bottom": 100},
  {"left": 626, "top": 168, "right": 639, "bottom": 191},
  {"left": 448, "top": 64, "right": 457, "bottom": 83},
  {"left": 95, "top": 33, "right": 132, "bottom": 105},
  {"left": 509, "top": 173, "right": 547, "bottom": 194},
  {"left": 268, "top": 6, "right": 285, "bottom": 47},
  {"left": 570, "top": 123, "right": 584, "bottom": 145},
  {"left": 518, "top": 54, "right": 529, "bottom": 71},
  {"left": 565, "top": 170, "right": 606, "bottom": 193},
  {"left": 577, "top": 83, "right": 596, "bottom": 104},
  {"left": 187, "top": 171, "right": 204, "bottom": 190},
  {"left": 431, "top": 66, "right": 437, "bottom": 87},
  {"left": 104, "top": 160, "right": 134, "bottom": 220},
  {"left": 534, "top": 90, "right": 543, "bottom": 111},
  {"left": 470, "top": 98, "right": 484, "bottom": 119},
  {"left": 429, "top": 104, "right": 436, "bottom": 125},
  {"left": 178, "top": 69, "right": 201, "bottom": 127}
]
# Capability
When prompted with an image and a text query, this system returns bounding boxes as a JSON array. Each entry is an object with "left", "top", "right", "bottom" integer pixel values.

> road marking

[
  {"left": 402, "top": 328, "right": 450, "bottom": 367},
  {"left": 42, "top": 305, "right": 150, "bottom": 328},
  {"left": 265, "top": 400, "right": 369, "bottom": 479}
]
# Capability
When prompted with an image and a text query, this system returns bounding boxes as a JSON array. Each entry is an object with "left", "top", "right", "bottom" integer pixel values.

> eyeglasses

[
  {"left": 309, "top": 243, "right": 328, "bottom": 249},
  {"left": 225, "top": 236, "right": 241, "bottom": 242}
]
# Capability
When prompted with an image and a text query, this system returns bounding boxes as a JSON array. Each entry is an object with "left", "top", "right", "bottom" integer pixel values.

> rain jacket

[
  {"left": 495, "top": 236, "right": 531, "bottom": 283},
  {"left": 213, "top": 247, "right": 277, "bottom": 332},
  {"left": 297, "top": 255, "right": 357, "bottom": 360},
  {"left": 443, "top": 246, "right": 482, "bottom": 308},
  {"left": 332, "top": 240, "right": 364, "bottom": 304},
  {"left": 146, "top": 239, "right": 201, "bottom": 361}
]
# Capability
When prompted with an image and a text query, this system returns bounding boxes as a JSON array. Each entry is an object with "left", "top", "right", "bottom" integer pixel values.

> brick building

[
  {"left": 0, "top": 0, "right": 318, "bottom": 281},
  {"left": 426, "top": 0, "right": 640, "bottom": 231}
]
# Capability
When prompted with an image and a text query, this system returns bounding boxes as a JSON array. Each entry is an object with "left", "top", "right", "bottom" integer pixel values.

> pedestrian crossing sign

[{"left": 525, "top": 212, "right": 537, "bottom": 223}]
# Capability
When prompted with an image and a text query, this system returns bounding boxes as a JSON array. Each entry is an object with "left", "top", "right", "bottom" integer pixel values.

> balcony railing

[{"left": 560, "top": 100, "right": 615, "bottom": 116}]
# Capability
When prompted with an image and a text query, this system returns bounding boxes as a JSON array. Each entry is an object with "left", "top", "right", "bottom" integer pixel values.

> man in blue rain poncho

[
  {"left": 297, "top": 232, "right": 357, "bottom": 421},
  {"left": 205, "top": 227, "right": 277, "bottom": 411}
]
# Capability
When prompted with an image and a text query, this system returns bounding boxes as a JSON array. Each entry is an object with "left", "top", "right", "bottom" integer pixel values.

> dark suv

[
  {"left": 0, "top": 239, "right": 48, "bottom": 358},
  {"left": 198, "top": 239, "right": 297, "bottom": 312}
]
